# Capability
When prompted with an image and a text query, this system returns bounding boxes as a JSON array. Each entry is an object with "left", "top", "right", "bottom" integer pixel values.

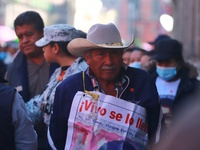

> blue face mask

[
  {"left": 129, "top": 62, "right": 141, "bottom": 69},
  {"left": 0, "top": 52, "right": 6, "bottom": 60},
  {"left": 156, "top": 66, "right": 177, "bottom": 81}
]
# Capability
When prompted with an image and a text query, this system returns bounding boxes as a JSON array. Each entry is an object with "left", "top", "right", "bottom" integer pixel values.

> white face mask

[{"left": 129, "top": 61, "right": 141, "bottom": 69}]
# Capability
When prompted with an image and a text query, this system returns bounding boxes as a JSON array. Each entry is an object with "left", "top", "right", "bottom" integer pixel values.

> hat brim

[
  {"left": 151, "top": 54, "right": 171, "bottom": 61},
  {"left": 67, "top": 37, "right": 134, "bottom": 57},
  {"left": 35, "top": 37, "right": 50, "bottom": 47}
]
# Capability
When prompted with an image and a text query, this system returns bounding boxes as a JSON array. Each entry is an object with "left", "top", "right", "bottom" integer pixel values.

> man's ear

[
  {"left": 83, "top": 51, "right": 90, "bottom": 64},
  {"left": 53, "top": 43, "right": 60, "bottom": 54}
]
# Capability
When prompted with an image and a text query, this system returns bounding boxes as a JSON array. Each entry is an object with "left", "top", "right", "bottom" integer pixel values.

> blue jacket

[
  {"left": 49, "top": 67, "right": 161, "bottom": 150},
  {"left": 0, "top": 83, "right": 15, "bottom": 150},
  {"left": 0, "top": 79, "right": 38, "bottom": 150}
]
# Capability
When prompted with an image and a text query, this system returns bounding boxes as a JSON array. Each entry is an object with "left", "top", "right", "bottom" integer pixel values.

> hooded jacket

[{"left": 153, "top": 62, "right": 200, "bottom": 115}]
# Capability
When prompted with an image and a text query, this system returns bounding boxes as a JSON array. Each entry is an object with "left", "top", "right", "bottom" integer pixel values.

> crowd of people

[{"left": 0, "top": 10, "right": 200, "bottom": 150}]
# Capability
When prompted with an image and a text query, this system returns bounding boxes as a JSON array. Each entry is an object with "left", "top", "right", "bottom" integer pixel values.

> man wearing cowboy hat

[{"left": 49, "top": 23, "right": 162, "bottom": 150}]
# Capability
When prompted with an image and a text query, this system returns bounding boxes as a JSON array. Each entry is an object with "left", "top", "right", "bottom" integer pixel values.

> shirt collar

[{"left": 85, "top": 67, "right": 128, "bottom": 97}]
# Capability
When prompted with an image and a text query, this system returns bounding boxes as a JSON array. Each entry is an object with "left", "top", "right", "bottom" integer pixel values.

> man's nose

[
  {"left": 21, "top": 36, "right": 29, "bottom": 43},
  {"left": 104, "top": 54, "right": 112, "bottom": 64}
]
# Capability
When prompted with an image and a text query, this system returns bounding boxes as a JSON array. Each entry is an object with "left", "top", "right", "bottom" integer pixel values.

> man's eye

[
  {"left": 26, "top": 32, "right": 33, "bottom": 36},
  {"left": 97, "top": 52, "right": 104, "bottom": 55},
  {"left": 17, "top": 35, "right": 22, "bottom": 40}
]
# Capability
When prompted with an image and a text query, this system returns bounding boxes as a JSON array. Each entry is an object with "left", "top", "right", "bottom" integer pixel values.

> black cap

[
  {"left": 152, "top": 39, "right": 183, "bottom": 61},
  {"left": 149, "top": 34, "right": 171, "bottom": 45}
]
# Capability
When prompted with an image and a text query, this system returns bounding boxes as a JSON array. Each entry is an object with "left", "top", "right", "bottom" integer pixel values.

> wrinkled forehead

[{"left": 15, "top": 24, "right": 40, "bottom": 35}]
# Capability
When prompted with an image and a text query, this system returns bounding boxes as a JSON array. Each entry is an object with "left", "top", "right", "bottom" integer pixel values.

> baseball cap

[
  {"left": 148, "top": 34, "right": 171, "bottom": 45},
  {"left": 35, "top": 24, "right": 79, "bottom": 47},
  {"left": 152, "top": 39, "right": 183, "bottom": 61}
]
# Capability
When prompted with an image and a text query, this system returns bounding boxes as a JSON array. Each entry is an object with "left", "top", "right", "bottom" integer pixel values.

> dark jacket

[
  {"left": 0, "top": 59, "right": 6, "bottom": 78},
  {"left": 152, "top": 63, "right": 200, "bottom": 115},
  {"left": 5, "top": 51, "right": 58, "bottom": 102},
  {"left": 0, "top": 82, "right": 16, "bottom": 150},
  {"left": 6, "top": 52, "right": 29, "bottom": 102},
  {"left": 49, "top": 67, "right": 161, "bottom": 150}
]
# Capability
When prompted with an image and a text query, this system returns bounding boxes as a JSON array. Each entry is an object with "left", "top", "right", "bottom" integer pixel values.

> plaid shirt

[{"left": 85, "top": 67, "right": 128, "bottom": 98}]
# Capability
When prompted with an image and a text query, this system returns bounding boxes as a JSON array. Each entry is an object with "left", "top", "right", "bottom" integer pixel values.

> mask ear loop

[{"left": 82, "top": 72, "right": 99, "bottom": 100}]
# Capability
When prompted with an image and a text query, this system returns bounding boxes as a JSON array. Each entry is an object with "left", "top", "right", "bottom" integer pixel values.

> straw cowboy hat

[{"left": 67, "top": 23, "right": 134, "bottom": 57}]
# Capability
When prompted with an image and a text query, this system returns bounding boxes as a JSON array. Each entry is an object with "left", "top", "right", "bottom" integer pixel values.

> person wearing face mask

[
  {"left": 151, "top": 38, "right": 200, "bottom": 131},
  {"left": 129, "top": 46, "right": 146, "bottom": 69}
]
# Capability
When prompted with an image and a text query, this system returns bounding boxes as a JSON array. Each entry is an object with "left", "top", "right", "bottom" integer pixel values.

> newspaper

[{"left": 65, "top": 91, "right": 148, "bottom": 150}]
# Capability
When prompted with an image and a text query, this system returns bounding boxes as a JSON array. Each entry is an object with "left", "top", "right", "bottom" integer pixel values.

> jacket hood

[{"left": 183, "top": 62, "right": 199, "bottom": 79}]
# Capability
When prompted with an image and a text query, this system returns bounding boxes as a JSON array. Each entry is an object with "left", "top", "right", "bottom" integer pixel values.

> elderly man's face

[{"left": 84, "top": 48, "right": 124, "bottom": 82}]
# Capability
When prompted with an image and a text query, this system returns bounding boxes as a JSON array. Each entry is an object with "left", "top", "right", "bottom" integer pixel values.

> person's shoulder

[
  {"left": 51, "top": 67, "right": 61, "bottom": 76},
  {"left": 125, "top": 67, "right": 155, "bottom": 85},
  {"left": 59, "top": 72, "right": 83, "bottom": 87},
  {"left": 0, "top": 83, "right": 16, "bottom": 101},
  {"left": 126, "top": 66, "right": 150, "bottom": 77},
  {"left": 13, "top": 51, "right": 25, "bottom": 61},
  {"left": 0, "top": 83, "right": 16, "bottom": 91},
  {"left": 55, "top": 72, "right": 84, "bottom": 97},
  {"left": 7, "top": 51, "right": 25, "bottom": 69},
  {"left": 66, "top": 71, "right": 83, "bottom": 80},
  {"left": 192, "top": 79, "right": 200, "bottom": 96}
]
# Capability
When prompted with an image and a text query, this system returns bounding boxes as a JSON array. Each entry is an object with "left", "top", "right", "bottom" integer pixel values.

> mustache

[{"left": 101, "top": 65, "right": 117, "bottom": 69}]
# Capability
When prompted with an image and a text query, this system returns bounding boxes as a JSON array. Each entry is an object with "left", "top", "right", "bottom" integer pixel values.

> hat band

[{"left": 98, "top": 42, "right": 122, "bottom": 46}]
